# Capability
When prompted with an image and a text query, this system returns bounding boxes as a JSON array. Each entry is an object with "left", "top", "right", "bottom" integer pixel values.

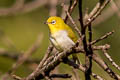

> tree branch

[{"left": 102, "top": 47, "right": 120, "bottom": 71}]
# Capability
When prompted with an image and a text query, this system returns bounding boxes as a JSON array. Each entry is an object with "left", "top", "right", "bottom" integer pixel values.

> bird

[{"left": 45, "top": 16, "right": 79, "bottom": 63}]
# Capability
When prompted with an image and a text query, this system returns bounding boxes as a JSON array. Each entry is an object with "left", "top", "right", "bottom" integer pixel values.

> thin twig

[
  {"left": 92, "top": 44, "right": 110, "bottom": 50},
  {"left": 65, "top": 11, "right": 82, "bottom": 37},
  {"left": 23, "top": 42, "right": 83, "bottom": 80},
  {"left": 90, "top": 30, "right": 114, "bottom": 45},
  {"left": 38, "top": 44, "right": 53, "bottom": 69},
  {"left": 84, "top": 0, "right": 104, "bottom": 23},
  {"left": 93, "top": 0, "right": 120, "bottom": 26},
  {"left": 61, "top": 3, "right": 69, "bottom": 19},
  {"left": 25, "top": 44, "right": 54, "bottom": 80},
  {"left": 85, "top": 0, "right": 111, "bottom": 27},
  {"left": 102, "top": 48, "right": 120, "bottom": 71},
  {"left": 92, "top": 53, "right": 120, "bottom": 79},
  {"left": 64, "top": 0, "right": 78, "bottom": 23}
]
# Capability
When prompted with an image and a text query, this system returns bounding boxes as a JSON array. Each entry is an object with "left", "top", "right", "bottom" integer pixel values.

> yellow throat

[{"left": 46, "top": 16, "right": 77, "bottom": 42}]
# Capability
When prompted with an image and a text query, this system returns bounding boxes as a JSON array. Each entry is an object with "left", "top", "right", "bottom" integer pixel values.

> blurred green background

[{"left": 0, "top": 0, "right": 120, "bottom": 80}]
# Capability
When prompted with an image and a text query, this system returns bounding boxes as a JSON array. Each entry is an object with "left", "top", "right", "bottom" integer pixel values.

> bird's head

[{"left": 45, "top": 16, "right": 66, "bottom": 33}]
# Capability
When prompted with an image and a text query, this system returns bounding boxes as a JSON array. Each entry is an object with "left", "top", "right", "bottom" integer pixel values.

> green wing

[{"left": 65, "top": 24, "right": 78, "bottom": 42}]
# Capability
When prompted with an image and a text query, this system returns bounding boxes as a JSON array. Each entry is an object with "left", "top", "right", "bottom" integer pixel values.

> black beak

[
  {"left": 44, "top": 22, "right": 51, "bottom": 24},
  {"left": 44, "top": 22, "right": 47, "bottom": 24}
]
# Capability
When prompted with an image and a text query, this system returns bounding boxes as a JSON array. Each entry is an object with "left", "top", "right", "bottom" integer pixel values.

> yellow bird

[{"left": 45, "top": 16, "right": 79, "bottom": 62}]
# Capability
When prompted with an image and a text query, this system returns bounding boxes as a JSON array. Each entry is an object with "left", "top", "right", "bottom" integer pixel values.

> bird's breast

[{"left": 50, "top": 30, "right": 75, "bottom": 51}]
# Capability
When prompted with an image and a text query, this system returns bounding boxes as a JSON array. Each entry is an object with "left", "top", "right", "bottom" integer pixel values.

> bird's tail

[{"left": 72, "top": 54, "right": 80, "bottom": 64}]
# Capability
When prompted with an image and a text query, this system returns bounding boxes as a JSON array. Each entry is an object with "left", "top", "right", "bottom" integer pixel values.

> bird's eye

[{"left": 51, "top": 20, "right": 56, "bottom": 24}]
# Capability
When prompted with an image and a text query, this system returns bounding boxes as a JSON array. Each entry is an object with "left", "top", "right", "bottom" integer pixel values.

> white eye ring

[{"left": 51, "top": 20, "right": 56, "bottom": 24}]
